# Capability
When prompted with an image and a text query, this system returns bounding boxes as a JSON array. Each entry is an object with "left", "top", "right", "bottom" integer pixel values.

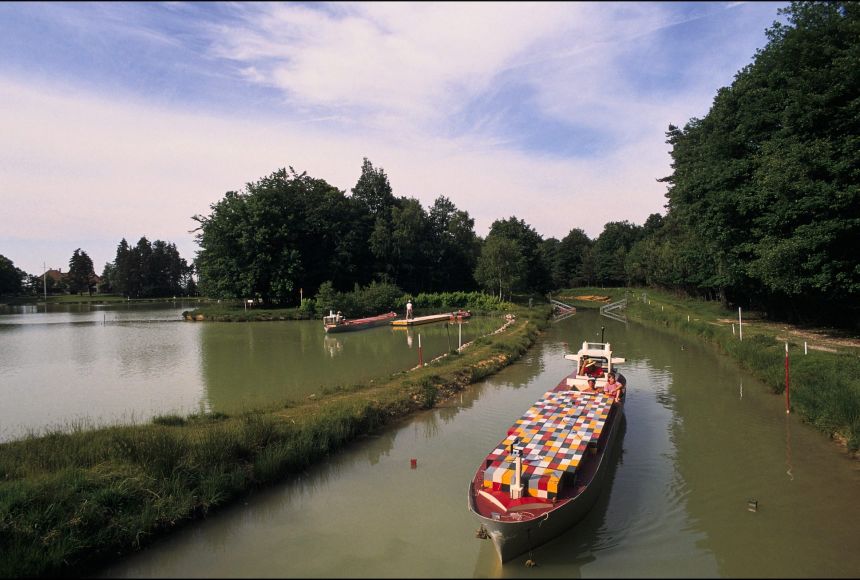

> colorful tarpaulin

[{"left": 482, "top": 391, "right": 614, "bottom": 499}]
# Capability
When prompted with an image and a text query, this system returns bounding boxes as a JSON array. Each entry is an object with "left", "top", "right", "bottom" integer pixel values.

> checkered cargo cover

[{"left": 482, "top": 391, "right": 614, "bottom": 499}]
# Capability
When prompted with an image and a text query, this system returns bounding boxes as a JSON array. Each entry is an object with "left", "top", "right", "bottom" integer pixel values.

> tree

[
  {"left": 112, "top": 239, "right": 131, "bottom": 297},
  {"left": 486, "top": 217, "right": 551, "bottom": 294},
  {"left": 67, "top": 249, "right": 95, "bottom": 295},
  {"left": 558, "top": 228, "right": 593, "bottom": 288},
  {"left": 659, "top": 1, "right": 860, "bottom": 324},
  {"left": 0, "top": 255, "right": 25, "bottom": 295},
  {"left": 388, "top": 197, "right": 432, "bottom": 293},
  {"left": 427, "top": 195, "right": 480, "bottom": 291},
  {"left": 99, "top": 263, "right": 115, "bottom": 294},
  {"left": 351, "top": 157, "right": 395, "bottom": 218},
  {"left": 194, "top": 167, "right": 361, "bottom": 304},
  {"left": 474, "top": 236, "right": 525, "bottom": 300},
  {"left": 592, "top": 221, "right": 642, "bottom": 286}
]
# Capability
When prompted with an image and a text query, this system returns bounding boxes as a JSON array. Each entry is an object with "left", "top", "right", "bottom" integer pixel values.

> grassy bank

[
  {"left": 2, "top": 294, "right": 210, "bottom": 306},
  {"left": 0, "top": 305, "right": 550, "bottom": 578},
  {"left": 563, "top": 287, "right": 860, "bottom": 454}
]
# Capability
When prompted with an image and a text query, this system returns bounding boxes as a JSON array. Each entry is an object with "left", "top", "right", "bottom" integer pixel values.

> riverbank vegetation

[
  {"left": 0, "top": 305, "right": 549, "bottom": 578},
  {"left": 184, "top": 285, "right": 515, "bottom": 322}
]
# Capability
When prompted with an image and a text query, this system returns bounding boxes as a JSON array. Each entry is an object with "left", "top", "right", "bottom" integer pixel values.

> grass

[
  {"left": 3, "top": 294, "right": 208, "bottom": 305},
  {"left": 0, "top": 304, "right": 550, "bottom": 578}
]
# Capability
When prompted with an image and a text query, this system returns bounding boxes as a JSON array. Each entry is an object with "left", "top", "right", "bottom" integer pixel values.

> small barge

[{"left": 322, "top": 311, "right": 397, "bottom": 333}]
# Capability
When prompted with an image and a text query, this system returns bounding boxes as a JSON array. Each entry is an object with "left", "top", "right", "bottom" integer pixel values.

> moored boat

[
  {"left": 322, "top": 310, "right": 397, "bottom": 333},
  {"left": 467, "top": 341, "right": 627, "bottom": 564}
]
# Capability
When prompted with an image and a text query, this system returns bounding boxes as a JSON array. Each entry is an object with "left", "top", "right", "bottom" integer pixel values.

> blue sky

[{"left": 0, "top": 1, "right": 787, "bottom": 276}]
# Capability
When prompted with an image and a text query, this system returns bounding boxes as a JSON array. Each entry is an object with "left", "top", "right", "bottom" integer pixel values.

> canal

[{"left": 84, "top": 309, "right": 859, "bottom": 578}]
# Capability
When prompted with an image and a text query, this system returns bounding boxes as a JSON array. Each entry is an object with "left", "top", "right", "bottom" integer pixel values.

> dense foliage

[
  {"left": 193, "top": 162, "right": 482, "bottom": 304},
  {"left": 103, "top": 237, "right": 194, "bottom": 298},
  {"left": 66, "top": 249, "right": 95, "bottom": 295},
  {"left": 0, "top": 254, "right": 25, "bottom": 296},
  {"left": 631, "top": 1, "right": 859, "bottom": 327}
]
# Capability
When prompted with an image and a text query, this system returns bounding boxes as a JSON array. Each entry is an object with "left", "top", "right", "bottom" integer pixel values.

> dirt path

[{"left": 717, "top": 316, "right": 860, "bottom": 354}]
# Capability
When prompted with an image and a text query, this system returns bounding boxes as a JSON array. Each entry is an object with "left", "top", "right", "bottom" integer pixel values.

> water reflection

[
  {"left": 198, "top": 318, "right": 506, "bottom": 414},
  {"left": 0, "top": 305, "right": 505, "bottom": 441}
]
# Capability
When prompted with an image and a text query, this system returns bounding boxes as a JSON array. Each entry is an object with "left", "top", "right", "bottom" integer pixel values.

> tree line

[
  {"left": 627, "top": 1, "right": 858, "bottom": 326},
  {"left": 191, "top": 160, "right": 653, "bottom": 305},
  {"left": 0, "top": 238, "right": 195, "bottom": 298}
]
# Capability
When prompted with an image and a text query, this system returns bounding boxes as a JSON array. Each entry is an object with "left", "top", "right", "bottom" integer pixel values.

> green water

[{"left": 0, "top": 303, "right": 503, "bottom": 441}]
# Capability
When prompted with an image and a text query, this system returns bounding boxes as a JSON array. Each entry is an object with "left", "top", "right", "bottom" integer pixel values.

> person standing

[{"left": 406, "top": 300, "right": 413, "bottom": 320}]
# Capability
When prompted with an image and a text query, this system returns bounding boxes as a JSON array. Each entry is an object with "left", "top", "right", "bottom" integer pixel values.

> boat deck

[{"left": 473, "top": 389, "right": 615, "bottom": 521}]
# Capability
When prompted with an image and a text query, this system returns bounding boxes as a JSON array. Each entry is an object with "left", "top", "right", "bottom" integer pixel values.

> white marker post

[{"left": 738, "top": 307, "right": 743, "bottom": 341}]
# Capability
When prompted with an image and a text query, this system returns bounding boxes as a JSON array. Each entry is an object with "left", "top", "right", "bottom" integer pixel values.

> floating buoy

[
  {"left": 410, "top": 458, "right": 417, "bottom": 469},
  {"left": 747, "top": 499, "right": 758, "bottom": 512}
]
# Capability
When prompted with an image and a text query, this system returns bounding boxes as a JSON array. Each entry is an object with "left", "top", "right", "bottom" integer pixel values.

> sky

[{"left": 0, "top": 1, "right": 788, "bottom": 277}]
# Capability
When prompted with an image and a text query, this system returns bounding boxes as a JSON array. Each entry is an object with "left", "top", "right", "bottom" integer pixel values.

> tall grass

[{"left": 0, "top": 304, "right": 549, "bottom": 577}]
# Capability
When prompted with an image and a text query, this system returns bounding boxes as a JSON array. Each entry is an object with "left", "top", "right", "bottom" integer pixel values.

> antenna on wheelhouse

[{"left": 601, "top": 326, "right": 605, "bottom": 342}]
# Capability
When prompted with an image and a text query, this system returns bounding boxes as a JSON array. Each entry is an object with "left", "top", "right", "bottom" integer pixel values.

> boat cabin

[
  {"left": 322, "top": 310, "right": 344, "bottom": 327},
  {"left": 563, "top": 341, "right": 625, "bottom": 391}
]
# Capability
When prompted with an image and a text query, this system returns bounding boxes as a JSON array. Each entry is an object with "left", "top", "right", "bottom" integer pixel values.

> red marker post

[{"left": 784, "top": 342, "right": 791, "bottom": 414}]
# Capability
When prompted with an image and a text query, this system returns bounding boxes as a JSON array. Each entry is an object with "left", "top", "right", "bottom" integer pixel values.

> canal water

[
  {"left": 0, "top": 302, "right": 504, "bottom": 442},
  {"left": 90, "top": 309, "right": 860, "bottom": 578}
]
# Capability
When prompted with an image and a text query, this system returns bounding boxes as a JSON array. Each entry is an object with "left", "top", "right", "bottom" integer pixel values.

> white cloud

[
  {"left": 0, "top": 1, "right": 784, "bottom": 274},
  {"left": 210, "top": 2, "right": 580, "bottom": 129},
  {"left": 0, "top": 73, "right": 667, "bottom": 274}
]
